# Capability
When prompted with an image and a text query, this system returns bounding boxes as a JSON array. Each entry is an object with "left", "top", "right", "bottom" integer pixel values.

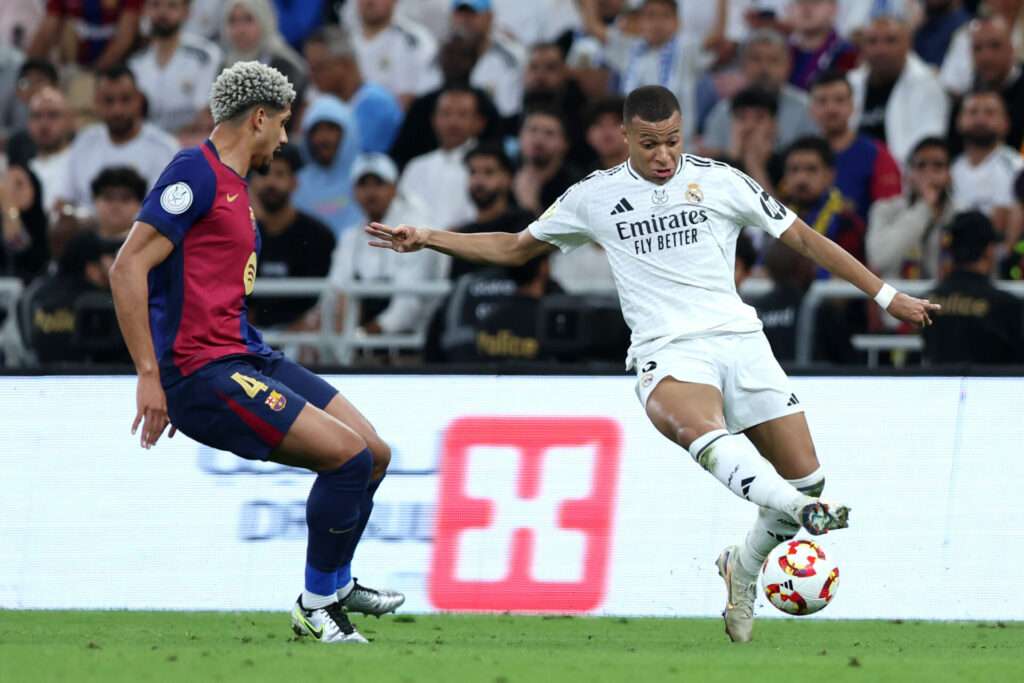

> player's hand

[
  {"left": 132, "top": 373, "right": 175, "bottom": 449},
  {"left": 886, "top": 292, "right": 941, "bottom": 329},
  {"left": 365, "top": 222, "right": 429, "bottom": 253}
]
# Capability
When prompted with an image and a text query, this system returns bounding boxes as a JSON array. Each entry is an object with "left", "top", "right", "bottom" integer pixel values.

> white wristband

[{"left": 874, "top": 283, "right": 897, "bottom": 310}]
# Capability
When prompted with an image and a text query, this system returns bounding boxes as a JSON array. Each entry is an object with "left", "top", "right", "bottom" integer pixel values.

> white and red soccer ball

[{"left": 761, "top": 539, "right": 840, "bottom": 615}]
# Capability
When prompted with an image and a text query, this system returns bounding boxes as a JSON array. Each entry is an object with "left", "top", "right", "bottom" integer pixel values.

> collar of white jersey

[{"left": 624, "top": 155, "right": 686, "bottom": 183}]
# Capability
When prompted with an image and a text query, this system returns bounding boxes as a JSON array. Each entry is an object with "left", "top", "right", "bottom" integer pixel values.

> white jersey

[
  {"left": 951, "top": 145, "right": 1024, "bottom": 217},
  {"left": 128, "top": 33, "right": 222, "bottom": 133},
  {"left": 528, "top": 155, "right": 796, "bottom": 368},
  {"left": 351, "top": 18, "right": 437, "bottom": 99}
]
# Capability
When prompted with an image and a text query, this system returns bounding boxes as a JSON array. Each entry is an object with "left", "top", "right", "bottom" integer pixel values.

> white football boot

[
  {"left": 716, "top": 545, "right": 757, "bottom": 643},
  {"left": 291, "top": 596, "right": 369, "bottom": 643},
  {"left": 341, "top": 579, "right": 406, "bottom": 617}
]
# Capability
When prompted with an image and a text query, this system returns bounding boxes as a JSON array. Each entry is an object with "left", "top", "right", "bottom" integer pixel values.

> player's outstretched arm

[
  {"left": 778, "top": 218, "right": 941, "bottom": 328},
  {"left": 109, "top": 221, "right": 177, "bottom": 449},
  {"left": 366, "top": 222, "right": 556, "bottom": 267}
]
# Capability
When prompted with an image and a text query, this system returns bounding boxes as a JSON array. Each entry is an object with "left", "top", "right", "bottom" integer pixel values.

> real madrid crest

[
  {"left": 652, "top": 188, "right": 668, "bottom": 205},
  {"left": 686, "top": 183, "right": 704, "bottom": 203}
]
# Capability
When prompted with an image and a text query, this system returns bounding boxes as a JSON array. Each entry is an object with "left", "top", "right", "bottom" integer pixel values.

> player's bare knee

[{"left": 674, "top": 421, "right": 723, "bottom": 450}]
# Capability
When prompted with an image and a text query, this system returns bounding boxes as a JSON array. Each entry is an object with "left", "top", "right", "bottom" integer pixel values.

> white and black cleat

[{"left": 291, "top": 596, "right": 369, "bottom": 643}]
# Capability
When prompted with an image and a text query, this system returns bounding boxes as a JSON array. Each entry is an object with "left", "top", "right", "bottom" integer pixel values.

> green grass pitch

[{"left": 1, "top": 611, "right": 1020, "bottom": 682}]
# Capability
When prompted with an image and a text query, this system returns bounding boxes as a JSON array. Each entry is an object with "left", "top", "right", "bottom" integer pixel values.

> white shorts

[{"left": 634, "top": 331, "right": 803, "bottom": 434}]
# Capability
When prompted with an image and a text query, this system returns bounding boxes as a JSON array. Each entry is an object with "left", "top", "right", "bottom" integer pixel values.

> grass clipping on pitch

[{"left": 1, "top": 611, "right": 1021, "bottom": 682}]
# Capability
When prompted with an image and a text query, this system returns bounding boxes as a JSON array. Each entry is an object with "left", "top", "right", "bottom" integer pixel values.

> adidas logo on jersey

[{"left": 610, "top": 198, "right": 634, "bottom": 215}]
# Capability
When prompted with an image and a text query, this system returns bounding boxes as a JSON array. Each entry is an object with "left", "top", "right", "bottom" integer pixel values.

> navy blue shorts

[{"left": 165, "top": 351, "right": 339, "bottom": 460}]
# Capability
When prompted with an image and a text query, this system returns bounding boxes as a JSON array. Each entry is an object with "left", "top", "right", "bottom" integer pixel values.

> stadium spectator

[
  {"left": 328, "top": 152, "right": 442, "bottom": 336},
  {"left": 735, "top": 230, "right": 758, "bottom": 289},
  {"left": 867, "top": 137, "right": 958, "bottom": 281},
  {"left": 562, "top": 0, "right": 623, "bottom": 98},
  {"left": 577, "top": 0, "right": 712, "bottom": 146},
  {"left": 292, "top": 95, "right": 362, "bottom": 239},
  {"left": 941, "top": 1, "right": 1024, "bottom": 96},
  {"left": 4, "top": 59, "right": 61, "bottom": 166},
  {"left": 349, "top": 0, "right": 438, "bottom": 109},
  {"left": 913, "top": 0, "right": 972, "bottom": 66},
  {"left": 397, "top": 88, "right": 483, "bottom": 231},
  {"left": 520, "top": 43, "right": 590, "bottom": 168},
  {"left": 702, "top": 29, "right": 819, "bottom": 157},
  {"left": 787, "top": 0, "right": 859, "bottom": 91},
  {"left": 808, "top": 71, "right": 902, "bottom": 222},
  {"left": 512, "top": 109, "right": 583, "bottom": 217},
  {"left": 848, "top": 15, "right": 950, "bottom": 167},
  {"left": 303, "top": 26, "right": 404, "bottom": 154},
  {"left": 90, "top": 166, "right": 146, "bottom": 240},
  {"left": 17, "top": 230, "right": 126, "bottom": 364},
  {"left": 129, "top": 0, "right": 223, "bottom": 135},
  {"left": 0, "top": 42, "right": 27, "bottom": 145},
  {"left": 472, "top": 254, "right": 557, "bottom": 362},
  {"left": 27, "top": 0, "right": 140, "bottom": 69},
  {"left": 922, "top": 210, "right": 1024, "bottom": 364},
  {"left": 181, "top": 0, "right": 222, "bottom": 40},
  {"left": 0, "top": 164, "right": 50, "bottom": 283},
  {"left": 54, "top": 64, "right": 179, "bottom": 209},
  {"left": 950, "top": 89, "right": 1024, "bottom": 236},
  {"left": 583, "top": 95, "right": 628, "bottom": 172},
  {"left": 247, "top": 145, "right": 336, "bottom": 329},
  {"left": 428, "top": 0, "right": 525, "bottom": 119},
  {"left": 450, "top": 142, "right": 534, "bottom": 281},
  {"left": 389, "top": 33, "right": 502, "bottom": 168},
  {"left": 781, "top": 135, "right": 866, "bottom": 279},
  {"left": 220, "top": 0, "right": 308, "bottom": 121},
  {"left": 948, "top": 16, "right": 1024, "bottom": 153},
  {"left": 726, "top": 87, "right": 786, "bottom": 197},
  {"left": 23, "top": 88, "right": 75, "bottom": 215},
  {"left": 750, "top": 236, "right": 858, "bottom": 364},
  {"left": 490, "top": 0, "right": 580, "bottom": 48},
  {"left": 1, "top": 0, "right": 44, "bottom": 49},
  {"left": 271, "top": 0, "right": 326, "bottom": 51}
]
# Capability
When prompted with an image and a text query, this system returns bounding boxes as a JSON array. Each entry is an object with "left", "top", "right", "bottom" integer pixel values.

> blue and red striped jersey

[{"left": 138, "top": 140, "right": 272, "bottom": 386}]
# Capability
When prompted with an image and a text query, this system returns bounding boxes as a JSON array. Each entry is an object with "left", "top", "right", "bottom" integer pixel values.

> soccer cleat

[
  {"left": 799, "top": 499, "right": 851, "bottom": 535},
  {"left": 291, "top": 596, "right": 369, "bottom": 643},
  {"left": 716, "top": 545, "right": 757, "bottom": 643},
  {"left": 341, "top": 579, "right": 405, "bottom": 617}
]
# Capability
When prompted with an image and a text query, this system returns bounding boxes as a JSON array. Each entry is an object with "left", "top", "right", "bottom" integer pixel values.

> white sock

[
  {"left": 336, "top": 578, "right": 355, "bottom": 601},
  {"left": 688, "top": 430, "right": 812, "bottom": 517},
  {"left": 301, "top": 589, "right": 337, "bottom": 610},
  {"left": 735, "top": 468, "right": 825, "bottom": 577}
]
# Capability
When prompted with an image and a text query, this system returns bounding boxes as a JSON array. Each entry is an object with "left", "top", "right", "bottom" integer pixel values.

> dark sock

[{"left": 336, "top": 475, "right": 385, "bottom": 593}]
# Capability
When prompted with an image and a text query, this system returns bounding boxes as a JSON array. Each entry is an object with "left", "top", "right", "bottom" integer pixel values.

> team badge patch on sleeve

[
  {"left": 160, "top": 182, "right": 194, "bottom": 214},
  {"left": 265, "top": 390, "right": 287, "bottom": 411}
]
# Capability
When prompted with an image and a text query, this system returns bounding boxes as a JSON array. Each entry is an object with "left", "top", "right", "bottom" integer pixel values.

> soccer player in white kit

[{"left": 366, "top": 86, "right": 939, "bottom": 642}]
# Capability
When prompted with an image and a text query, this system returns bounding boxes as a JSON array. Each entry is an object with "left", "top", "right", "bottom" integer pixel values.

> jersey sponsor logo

[
  {"left": 160, "top": 182, "right": 193, "bottom": 214},
  {"left": 265, "top": 390, "right": 287, "bottom": 412},
  {"left": 652, "top": 189, "right": 668, "bottom": 205},
  {"left": 615, "top": 208, "right": 709, "bottom": 241},
  {"left": 226, "top": 193, "right": 239, "bottom": 202},
  {"left": 244, "top": 252, "right": 258, "bottom": 295},
  {"left": 430, "top": 416, "right": 622, "bottom": 613},
  {"left": 609, "top": 197, "right": 634, "bottom": 215},
  {"left": 539, "top": 199, "right": 559, "bottom": 221},
  {"left": 686, "top": 183, "right": 704, "bottom": 203}
]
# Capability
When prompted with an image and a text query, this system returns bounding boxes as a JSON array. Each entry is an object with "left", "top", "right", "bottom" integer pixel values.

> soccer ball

[{"left": 761, "top": 539, "right": 839, "bottom": 615}]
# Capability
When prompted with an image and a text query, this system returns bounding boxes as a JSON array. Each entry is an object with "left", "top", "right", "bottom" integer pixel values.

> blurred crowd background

[{"left": 1, "top": 0, "right": 1023, "bottom": 370}]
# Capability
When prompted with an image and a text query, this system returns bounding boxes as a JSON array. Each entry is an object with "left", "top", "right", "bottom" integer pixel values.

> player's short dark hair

[
  {"left": 735, "top": 231, "right": 758, "bottom": 272},
  {"left": 465, "top": 140, "right": 514, "bottom": 174},
  {"left": 271, "top": 143, "right": 303, "bottom": 173},
  {"left": 521, "top": 106, "right": 568, "bottom": 138},
  {"left": 436, "top": 86, "right": 484, "bottom": 117},
  {"left": 583, "top": 95, "right": 625, "bottom": 129},
  {"left": 18, "top": 58, "right": 58, "bottom": 84},
  {"left": 623, "top": 85, "right": 680, "bottom": 126},
  {"left": 731, "top": 86, "right": 778, "bottom": 117},
  {"left": 90, "top": 166, "right": 146, "bottom": 201},
  {"left": 784, "top": 135, "right": 835, "bottom": 169},
  {"left": 809, "top": 69, "right": 852, "bottom": 94},
  {"left": 643, "top": 0, "right": 678, "bottom": 11},
  {"left": 909, "top": 136, "right": 949, "bottom": 161},
  {"left": 96, "top": 63, "right": 136, "bottom": 86}
]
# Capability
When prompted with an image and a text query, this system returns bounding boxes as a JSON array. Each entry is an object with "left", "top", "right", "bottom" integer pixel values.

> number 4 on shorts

[{"left": 230, "top": 372, "right": 269, "bottom": 398}]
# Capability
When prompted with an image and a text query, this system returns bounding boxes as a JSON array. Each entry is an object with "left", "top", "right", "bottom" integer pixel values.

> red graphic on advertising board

[{"left": 429, "top": 416, "right": 622, "bottom": 612}]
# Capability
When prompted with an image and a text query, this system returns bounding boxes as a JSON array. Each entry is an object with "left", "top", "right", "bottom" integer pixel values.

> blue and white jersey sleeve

[
  {"left": 527, "top": 180, "right": 595, "bottom": 254},
  {"left": 723, "top": 167, "right": 796, "bottom": 239},
  {"left": 137, "top": 148, "right": 217, "bottom": 246}
]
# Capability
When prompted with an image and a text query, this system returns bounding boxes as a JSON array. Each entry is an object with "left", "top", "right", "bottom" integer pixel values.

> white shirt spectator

[
  {"left": 941, "top": 21, "right": 1024, "bottom": 96},
  {"left": 351, "top": 16, "right": 437, "bottom": 100},
  {"left": 951, "top": 145, "right": 1024, "bottom": 219},
  {"left": 491, "top": 0, "right": 579, "bottom": 46},
  {"left": 397, "top": 139, "right": 477, "bottom": 231},
  {"left": 28, "top": 146, "right": 71, "bottom": 215},
  {"left": 181, "top": 0, "right": 223, "bottom": 41},
  {"left": 847, "top": 53, "right": 950, "bottom": 168},
  {"left": 469, "top": 34, "right": 526, "bottom": 118},
  {"left": 55, "top": 122, "right": 179, "bottom": 207},
  {"left": 702, "top": 84, "right": 819, "bottom": 152},
  {"left": 342, "top": 0, "right": 451, "bottom": 42},
  {"left": 330, "top": 190, "right": 446, "bottom": 334},
  {"left": 129, "top": 33, "right": 222, "bottom": 133}
]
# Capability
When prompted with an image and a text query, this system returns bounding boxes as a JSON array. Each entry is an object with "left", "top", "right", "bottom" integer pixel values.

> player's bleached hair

[{"left": 209, "top": 61, "right": 296, "bottom": 125}]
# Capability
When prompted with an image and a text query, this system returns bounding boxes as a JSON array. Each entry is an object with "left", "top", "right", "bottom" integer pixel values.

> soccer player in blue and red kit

[{"left": 109, "top": 61, "right": 402, "bottom": 643}]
